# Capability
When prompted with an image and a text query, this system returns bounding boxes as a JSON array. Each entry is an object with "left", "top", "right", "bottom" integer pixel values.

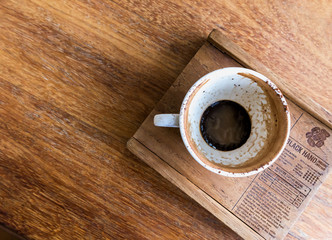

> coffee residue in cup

[{"left": 200, "top": 100, "right": 251, "bottom": 151}]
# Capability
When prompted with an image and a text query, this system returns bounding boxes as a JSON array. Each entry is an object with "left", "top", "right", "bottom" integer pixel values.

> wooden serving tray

[{"left": 127, "top": 30, "right": 332, "bottom": 240}]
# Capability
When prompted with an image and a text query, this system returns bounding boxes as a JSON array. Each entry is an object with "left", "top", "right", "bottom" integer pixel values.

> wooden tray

[{"left": 127, "top": 30, "right": 332, "bottom": 240}]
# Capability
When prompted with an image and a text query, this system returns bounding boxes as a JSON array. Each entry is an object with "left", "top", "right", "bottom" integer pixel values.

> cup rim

[{"left": 179, "top": 67, "right": 291, "bottom": 177}]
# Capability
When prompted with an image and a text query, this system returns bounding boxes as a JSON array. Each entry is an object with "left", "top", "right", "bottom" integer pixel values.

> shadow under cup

[{"left": 180, "top": 68, "right": 290, "bottom": 177}]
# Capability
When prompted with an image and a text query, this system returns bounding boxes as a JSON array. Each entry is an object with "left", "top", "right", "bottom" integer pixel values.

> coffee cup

[{"left": 154, "top": 67, "right": 290, "bottom": 177}]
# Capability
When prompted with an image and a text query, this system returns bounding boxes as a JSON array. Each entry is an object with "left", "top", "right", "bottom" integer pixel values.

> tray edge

[{"left": 127, "top": 137, "right": 264, "bottom": 240}]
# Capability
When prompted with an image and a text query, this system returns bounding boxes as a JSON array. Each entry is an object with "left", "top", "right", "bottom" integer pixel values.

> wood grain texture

[
  {"left": 0, "top": 0, "right": 331, "bottom": 239},
  {"left": 127, "top": 138, "right": 264, "bottom": 240}
]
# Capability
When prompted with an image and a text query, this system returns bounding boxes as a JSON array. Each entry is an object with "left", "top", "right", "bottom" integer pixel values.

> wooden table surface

[{"left": 0, "top": 1, "right": 331, "bottom": 239}]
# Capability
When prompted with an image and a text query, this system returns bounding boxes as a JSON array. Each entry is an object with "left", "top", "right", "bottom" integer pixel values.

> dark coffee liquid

[{"left": 200, "top": 100, "right": 251, "bottom": 151}]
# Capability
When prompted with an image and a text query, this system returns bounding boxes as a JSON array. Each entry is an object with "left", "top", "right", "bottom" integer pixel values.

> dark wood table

[{"left": 0, "top": 1, "right": 331, "bottom": 239}]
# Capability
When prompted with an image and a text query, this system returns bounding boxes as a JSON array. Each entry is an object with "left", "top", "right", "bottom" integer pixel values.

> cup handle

[{"left": 154, "top": 114, "right": 180, "bottom": 128}]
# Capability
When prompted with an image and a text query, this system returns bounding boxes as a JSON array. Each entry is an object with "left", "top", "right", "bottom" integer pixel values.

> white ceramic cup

[{"left": 154, "top": 67, "right": 290, "bottom": 177}]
